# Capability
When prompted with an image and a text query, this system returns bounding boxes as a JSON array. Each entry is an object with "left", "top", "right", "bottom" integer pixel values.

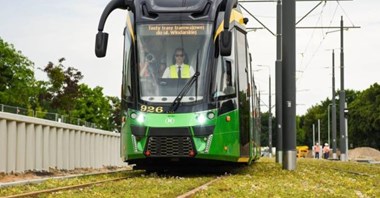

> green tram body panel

[{"left": 123, "top": 109, "right": 251, "bottom": 163}]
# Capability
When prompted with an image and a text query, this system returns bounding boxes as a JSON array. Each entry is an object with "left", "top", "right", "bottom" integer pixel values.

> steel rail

[
  {"left": 304, "top": 162, "right": 377, "bottom": 177},
  {"left": 327, "top": 166, "right": 376, "bottom": 177},
  {"left": 3, "top": 177, "right": 129, "bottom": 198},
  {"left": 176, "top": 177, "right": 222, "bottom": 198}
]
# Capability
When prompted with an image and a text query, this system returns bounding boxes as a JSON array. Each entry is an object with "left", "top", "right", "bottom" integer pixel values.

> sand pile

[{"left": 348, "top": 147, "right": 380, "bottom": 161}]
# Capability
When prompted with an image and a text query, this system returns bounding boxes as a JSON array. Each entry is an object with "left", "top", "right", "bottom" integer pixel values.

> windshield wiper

[
  {"left": 167, "top": 71, "right": 200, "bottom": 113},
  {"left": 195, "top": 49, "right": 199, "bottom": 101}
]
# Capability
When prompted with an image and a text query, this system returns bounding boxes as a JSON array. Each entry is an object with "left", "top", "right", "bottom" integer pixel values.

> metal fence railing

[{"left": 0, "top": 104, "right": 98, "bottom": 129}]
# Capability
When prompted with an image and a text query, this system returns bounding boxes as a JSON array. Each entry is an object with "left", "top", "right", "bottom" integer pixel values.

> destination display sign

[{"left": 139, "top": 24, "right": 207, "bottom": 36}]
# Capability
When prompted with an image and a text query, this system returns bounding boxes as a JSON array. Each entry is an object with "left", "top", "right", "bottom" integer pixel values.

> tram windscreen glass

[{"left": 136, "top": 23, "right": 212, "bottom": 103}]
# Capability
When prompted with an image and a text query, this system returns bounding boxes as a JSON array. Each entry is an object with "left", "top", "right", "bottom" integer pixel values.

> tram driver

[{"left": 162, "top": 48, "right": 195, "bottom": 78}]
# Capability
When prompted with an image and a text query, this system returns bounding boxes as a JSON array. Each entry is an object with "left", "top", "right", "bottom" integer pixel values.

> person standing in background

[
  {"left": 323, "top": 143, "right": 330, "bottom": 159},
  {"left": 313, "top": 142, "right": 320, "bottom": 159}
]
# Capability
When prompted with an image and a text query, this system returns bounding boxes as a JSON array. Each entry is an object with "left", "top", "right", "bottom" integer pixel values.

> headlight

[
  {"left": 197, "top": 114, "right": 206, "bottom": 124},
  {"left": 137, "top": 114, "right": 145, "bottom": 123},
  {"left": 207, "top": 112, "right": 215, "bottom": 119},
  {"left": 130, "top": 112, "right": 137, "bottom": 119}
]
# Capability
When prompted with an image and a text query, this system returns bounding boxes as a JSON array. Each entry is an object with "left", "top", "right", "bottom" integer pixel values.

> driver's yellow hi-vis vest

[{"left": 169, "top": 64, "right": 190, "bottom": 78}]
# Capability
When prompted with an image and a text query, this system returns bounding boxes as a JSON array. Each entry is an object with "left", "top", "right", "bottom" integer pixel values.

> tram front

[
  {"left": 95, "top": 0, "right": 252, "bottom": 169},
  {"left": 127, "top": 20, "right": 218, "bottom": 168}
]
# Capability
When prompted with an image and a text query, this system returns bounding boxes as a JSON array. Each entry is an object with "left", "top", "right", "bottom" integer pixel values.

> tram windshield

[{"left": 136, "top": 23, "right": 212, "bottom": 103}]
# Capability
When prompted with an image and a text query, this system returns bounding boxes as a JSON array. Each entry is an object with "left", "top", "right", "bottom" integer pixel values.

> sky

[{"left": 0, "top": 0, "right": 379, "bottom": 115}]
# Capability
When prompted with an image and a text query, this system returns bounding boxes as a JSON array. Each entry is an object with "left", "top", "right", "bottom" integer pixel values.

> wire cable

[
  {"left": 297, "top": 2, "right": 340, "bottom": 84},
  {"left": 297, "top": 1, "right": 327, "bottom": 80},
  {"left": 336, "top": 0, "right": 355, "bottom": 26}
]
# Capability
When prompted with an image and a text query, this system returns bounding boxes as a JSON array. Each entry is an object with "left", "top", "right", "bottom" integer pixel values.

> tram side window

[
  {"left": 236, "top": 30, "right": 248, "bottom": 97},
  {"left": 224, "top": 61, "right": 235, "bottom": 95},
  {"left": 212, "top": 58, "right": 236, "bottom": 100},
  {"left": 122, "top": 25, "right": 133, "bottom": 102}
]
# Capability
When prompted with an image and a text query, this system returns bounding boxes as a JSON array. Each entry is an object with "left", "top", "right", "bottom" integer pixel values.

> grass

[
  {"left": 0, "top": 158, "right": 379, "bottom": 197},
  {"left": 195, "top": 158, "right": 380, "bottom": 197}
]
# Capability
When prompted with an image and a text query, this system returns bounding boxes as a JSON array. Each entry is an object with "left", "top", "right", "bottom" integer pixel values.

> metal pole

[
  {"left": 328, "top": 104, "right": 330, "bottom": 146},
  {"left": 282, "top": 0, "right": 296, "bottom": 170},
  {"left": 269, "top": 74, "right": 272, "bottom": 158},
  {"left": 345, "top": 102, "right": 349, "bottom": 157},
  {"left": 313, "top": 124, "right": 315, "bottom": 146},
  {"left": 339, "top": 16, "right": 347, "bottom": 161},
  {"left": 332, "top": 50, "right": 337, "bottom": 159},
  {"left": 275, "top": 0, "right": 283, "bottom": 164},
  {"left": 259, "top": 91, "right": 261, "bottom": 114},
  {"left": 312, "top": 124, "right": 315, "bottom": 158},
  {"left": 318, "top": 119, "right": 321, "bottom": 159}
]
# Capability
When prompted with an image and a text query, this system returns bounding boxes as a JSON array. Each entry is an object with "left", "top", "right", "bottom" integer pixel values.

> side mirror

[
  {"left": 219, "top": 30, "right": 232, "bottom": 56},
  {"left": 95, "top": 32, "right": 109, "bottom": 58}
]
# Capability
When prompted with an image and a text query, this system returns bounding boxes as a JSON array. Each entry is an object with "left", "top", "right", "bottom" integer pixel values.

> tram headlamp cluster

[{"left": 130, "top": 112, "right": 145, "bottom": 123}]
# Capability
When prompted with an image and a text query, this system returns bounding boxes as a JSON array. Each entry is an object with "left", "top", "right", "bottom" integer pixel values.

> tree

[
  {"left": 300, "top": 104, "right": 323, "bottom": 147},
  {"left": 40, "top": 58, "right": 122, "bottom": 130},
  {"left": 260, "top": 112, "right": 268, "bottom": 146},
  {"left": 41, "top": 58, "right": 83, "bottom": 114},
  {"left": 349, "top": 83, "right": 380, "bottom": 149},
  {"left": 0, "top": 37, "right": 35, "bottom": 107},
  {"left": 299, "top": 89, "right": 364, "bottom": 149},
  {"left": 0, "top": 38, "right": 122, "bottom": 131},
  {"left": 260, "top": 112, "right": 277, "bottom": 147},
  {"left": 108, "top": 96, "right": 121, "bottom": 132},
  {"left": 71, "top": 84, "right": 112, "bottom": 130},
  {"left": 296, "top": 116, "right": 306, "bottom": 145}
]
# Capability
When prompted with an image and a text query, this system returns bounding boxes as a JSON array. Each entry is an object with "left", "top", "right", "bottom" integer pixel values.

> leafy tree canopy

[
  {"left": 0, "top": 37, "right": 35, "bottom": 107},
  {"left": 349, "top": 83, "right": 380, "bottom": 149},
  {"left": 71, "top": 84, "right": 111, "bottom": 130},
  {"left": 0, "top": 38, "right": 121, "bottom": 131},
  {"left": 40, "top": 58, "right": 83, "bottom": 113}
]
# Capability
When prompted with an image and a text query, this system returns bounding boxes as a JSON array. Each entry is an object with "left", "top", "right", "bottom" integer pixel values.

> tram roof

[{"left": 133, "top": 0, "right": 225, "bottom": 23}]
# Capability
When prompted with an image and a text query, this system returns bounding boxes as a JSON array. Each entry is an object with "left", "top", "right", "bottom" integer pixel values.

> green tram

[{"left": 95, "top": 0, "right": 261, "bottom": 169}]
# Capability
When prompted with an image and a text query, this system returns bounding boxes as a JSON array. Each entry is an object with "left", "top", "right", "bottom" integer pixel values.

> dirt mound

[{"left": 348, "top": 147, "right": 380, "bottom": 161}]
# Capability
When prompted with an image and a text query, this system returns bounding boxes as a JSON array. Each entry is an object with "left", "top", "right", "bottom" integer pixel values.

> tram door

[{"left": 235, "top": 28, "right": 251, "bottom": 157}]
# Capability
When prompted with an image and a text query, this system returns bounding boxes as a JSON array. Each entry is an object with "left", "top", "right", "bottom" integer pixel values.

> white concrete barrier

[{"left": 0, "top": 112, "right": 125, "bottom": 174}]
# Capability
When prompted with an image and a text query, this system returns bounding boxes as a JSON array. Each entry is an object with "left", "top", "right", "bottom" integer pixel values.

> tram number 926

[{"left": 140, "top": 105, "right": 163, "bottom": 113}]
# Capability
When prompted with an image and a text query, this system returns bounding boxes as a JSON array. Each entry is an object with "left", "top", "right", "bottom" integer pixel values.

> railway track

[
  {"left": 2, "top": 176, "right": 130, "bottom": 198},
  {"left": 327, "top": 166, "right": 376, "bottom": 177},
  {"left": 304, "top": 162, "right": 377, "bottom": 177},
  {"left": 176, "top": 176, "right": 224, "bottom": 198},
  {"left": 1, "top": 170, "right": 224, "bottom": 198}
]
